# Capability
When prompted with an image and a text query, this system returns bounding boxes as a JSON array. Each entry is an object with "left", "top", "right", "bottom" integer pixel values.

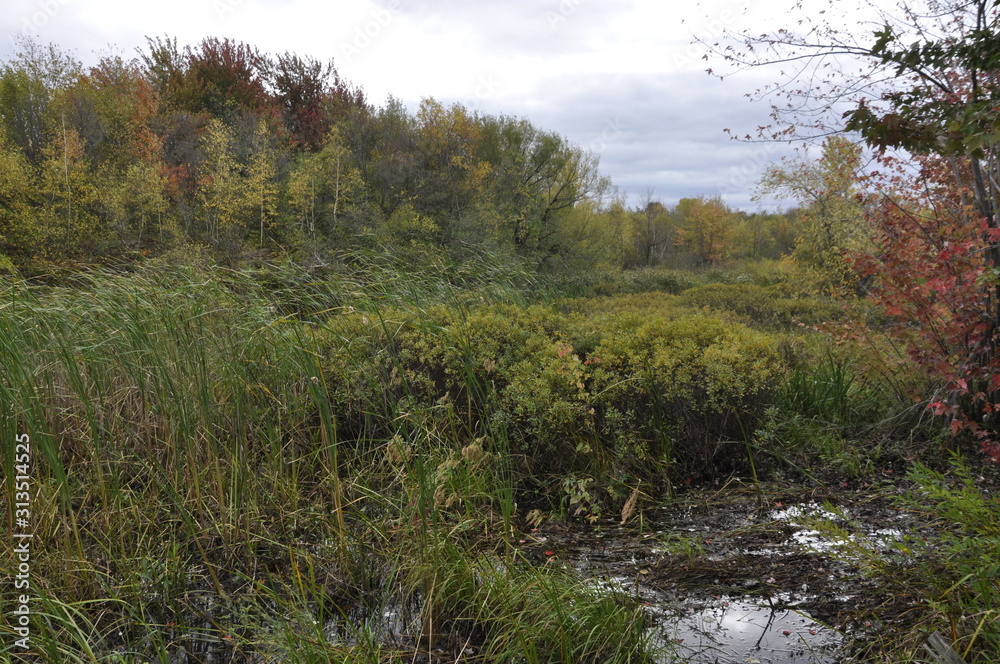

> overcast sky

[{"left": 0, "top": 0, "right": 863, "bottom": 211}]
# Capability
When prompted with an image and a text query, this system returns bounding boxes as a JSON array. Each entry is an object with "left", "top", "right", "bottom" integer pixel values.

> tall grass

[{"left": 0, "top": 254, "right": 656, "bottom": 662}]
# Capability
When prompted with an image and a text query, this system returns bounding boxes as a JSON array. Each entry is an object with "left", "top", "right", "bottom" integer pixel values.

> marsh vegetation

[
  {"left": 1, "top": 250, "right": 997, "bottom": 663},
  {"left": 3, "top": 3, "right": 1000, "bottom": 659}
]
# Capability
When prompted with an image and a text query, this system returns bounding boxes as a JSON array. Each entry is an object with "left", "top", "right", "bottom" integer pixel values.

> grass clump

[{"left": 890, "top": 459, "right": 1000, "bottom": 661}]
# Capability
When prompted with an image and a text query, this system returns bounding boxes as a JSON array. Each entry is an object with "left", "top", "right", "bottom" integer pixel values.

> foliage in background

[{"left": 0, "top": 35, "right": 821, "bottom": 274}]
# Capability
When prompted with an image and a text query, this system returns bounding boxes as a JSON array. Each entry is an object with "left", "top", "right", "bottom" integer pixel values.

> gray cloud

[
  {"left": 0, "top": 0, "right": 807, "bottom": 211},
  {"left": 383, "top": 0, "right": 631, "bottom": 56},
  {"left": 437, "top": 70, "right": 797, "bottom": 209}
]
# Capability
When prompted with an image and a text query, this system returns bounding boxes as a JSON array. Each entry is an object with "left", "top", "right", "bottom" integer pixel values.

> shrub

[
  {"left": 319, "top": 298, "right": 786, "bottom": 501},
  {"left": 676, "top": 283, "right": 843, "bottom": 328}
]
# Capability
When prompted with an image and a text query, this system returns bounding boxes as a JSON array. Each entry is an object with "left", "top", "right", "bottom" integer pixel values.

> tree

[
  {"left": 246, "top": 118, "right": 280, "bottom": 249},
  {"left": 0, "top": 67, "right": 49, "bottom": 164},
  {"left": 757, "top": 136, "right": 869, "bottom": 290},
  {"left": 709, "top": 0, "right": 1000, "bottom": 456},
  {"left": 676, "top": 196, "right": 736, "bottom": 267},
  {"left": 0, "top": 124, "right": 40, "bottom": 259},
  {"left": 197, "top": 118, "right": 244, "bottom": 247},
  {"left": 633, "top": 189, "right": 674, "bottom": 267},
  {"left": 476, "top": 114, "right": 610, "bottom": 256},
  {"left": 362, "top": 97, "right": 418, "bottom": 219},
  {"left": 270, "top": 52, "right": 333, "bottom": 150},
  {"left": 526, "top": 138, "right": 610, "bottom": 257},
  {"left": 38, "top": 121, "right": 99, "bottom": 254},
  {"left": 141, "top": 36, "right": 270, "bottom": 120},
  {"left": 551, "top": 197, "right": 626, "bottom": 270},
  {"left": 287, "top": 125, "right": 363, "bottom": 240},
  {"left": 0, "top": 36, "right": 81, "bottom": 164},
  {"left": 269, "top": 52, "right": 365, "bottom": 151},
  {"left": 412, "top": 98, "right": 488, "bottom": 240}
]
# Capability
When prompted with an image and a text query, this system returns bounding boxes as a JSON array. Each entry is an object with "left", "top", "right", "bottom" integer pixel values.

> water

[
  {"left": 530, "top": 496, "right": 921, "bottom": 664},
  {"left": 655, "top": 597, "right": 841, "bottom": 663}
]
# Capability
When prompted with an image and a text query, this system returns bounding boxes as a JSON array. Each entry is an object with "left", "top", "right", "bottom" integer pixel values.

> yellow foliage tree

[
  {"left": 676, "top": 196, "right": 736, "bottom": 266},
  {"left": 287, "top": 124, "right": 362, "bottom": 239},
  {"left": 38, "top": 119, "right": 98, "bottom": 255},
  {"left": 247, "top": 119, "right": 279, "bottom": 249},
  {"left": 198, "top": 118, "right": 242, "bottom": 245},
  {"left": 757, "top": 136, "right": 868, "bottom": 290}
]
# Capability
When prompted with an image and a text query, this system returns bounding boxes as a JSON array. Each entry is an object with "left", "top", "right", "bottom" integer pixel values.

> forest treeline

[{"left": 0, "top": 35, "right": 808, "bottom": 272}]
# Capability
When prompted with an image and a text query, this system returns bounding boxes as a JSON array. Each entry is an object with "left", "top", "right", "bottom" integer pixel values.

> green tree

[
  {"left": 0, "top": 37, "right": 81, "bottom": 164},
  {"left": 757, "top": 136, "right": 868, "bottom": 289},
  {"left": 476, "top": 114, "right": 610, "bottom": 256},
  {"left": 197, "top": 118, "right": 244, "bottom": 247},
  {"left": 0, "top": 124, "right": 40, "bottom": 259},
  {"left": 362, "top": 97, "right": 418, "bottom": 219},
  {"left": 633, "top": 190, "right": 674, "bottom": 267},
  {"left": 287, "top": 125, "right": 363, "bottom": 240},
  {"left": 553, "top": 197, "right": 628, "bottom": 270},
  {"left": 413, "top": 98, "right": 488, "bottom": 241},
  {"left": 97, "top": 160, "right": 168, "bottom": 248}
]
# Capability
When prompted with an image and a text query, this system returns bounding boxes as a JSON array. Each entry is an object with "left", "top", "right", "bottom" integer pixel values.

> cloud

[
  {"left": 0, "top": 0, "right": 807, "bottom": 211},
  {"left": 447, "top": 70, "right": 795, "bottom": 209}
]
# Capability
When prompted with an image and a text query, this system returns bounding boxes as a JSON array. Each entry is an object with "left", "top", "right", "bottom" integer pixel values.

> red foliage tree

[
  {"left": 853, "top": 154, "right": 1000, "bottom": 460},
  {"left": 270, "top": 52, "right": 366, "bottom": 151},
  {"left": 709, "top": 0, "right": 1000, "bottom": 458}
]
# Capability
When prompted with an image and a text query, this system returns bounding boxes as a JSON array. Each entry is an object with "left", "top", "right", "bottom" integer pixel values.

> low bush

[
  {"left": 893, "top": 460, "right": 1000, "bottom": 661},
  {"left": 676, "top": 283, "right": 843, "bottom": 328},
  {"left": 319, "top": 297, "right": 786, "bottom": 504}
]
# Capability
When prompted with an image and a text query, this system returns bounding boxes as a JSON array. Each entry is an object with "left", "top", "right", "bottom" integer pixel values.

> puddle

[
  {"left": 655, "top": 597, "right": 841, "bottom": 663},
  {"left": 305, "top": 492, "right": 919, "bottom": 661},
  {"left": 588, "top": 575, "right": 844, "bottom": 663},
  {"left": 590, "top": 573, "right": 844, "bottom": 663},
  {"left": 517, "top": 493, "right": 925, "bottom": 663}
]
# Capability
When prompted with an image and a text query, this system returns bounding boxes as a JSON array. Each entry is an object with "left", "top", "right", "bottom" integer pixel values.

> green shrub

[
  {"left": 319, "top": 298, "right": 786, "bottom": 500},
  {"left": 676, "top": 283, "right": 843, "bottom": 328},
  {"left": 588, "top": 313, "right": 782, "bottom": 477}
]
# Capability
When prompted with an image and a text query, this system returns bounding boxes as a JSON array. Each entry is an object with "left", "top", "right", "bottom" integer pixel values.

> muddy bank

[{"left": 515, "top": 478, "right": 929, "bottom": 662}]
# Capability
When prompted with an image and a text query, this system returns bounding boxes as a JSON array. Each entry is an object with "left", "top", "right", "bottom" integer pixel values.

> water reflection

[{"left": 656, "top": 597, "right": 842, "bottom": 664}]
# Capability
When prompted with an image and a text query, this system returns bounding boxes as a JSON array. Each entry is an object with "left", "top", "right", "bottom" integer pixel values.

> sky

[{"left": 0, "top": 0, "right": 857, "bottom": 211}]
